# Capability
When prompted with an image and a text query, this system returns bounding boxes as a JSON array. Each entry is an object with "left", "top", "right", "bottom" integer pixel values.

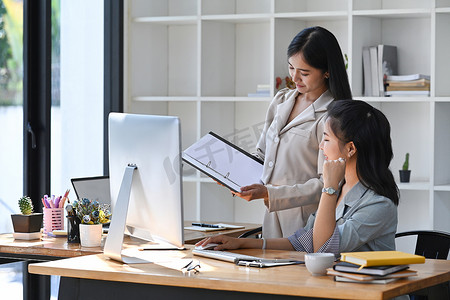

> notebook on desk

[
  {"left": 192, "top": 249, "right": 303, "bottom": 267},
  {"left": 184, "top": 223, "right": 245, "bottom": 232}
]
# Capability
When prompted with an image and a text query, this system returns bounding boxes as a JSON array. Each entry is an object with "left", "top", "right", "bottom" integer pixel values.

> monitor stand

[{"left": 103, "top": 164, "right": 151, "bottom": 264}]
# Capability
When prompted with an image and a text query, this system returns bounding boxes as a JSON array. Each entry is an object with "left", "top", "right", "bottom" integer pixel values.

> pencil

[
  {"left": 41, "top": 197, "right": 47, "bottom": 208},
  {"left": 60, "top": 189, "right": 70, "bottom": 207}
]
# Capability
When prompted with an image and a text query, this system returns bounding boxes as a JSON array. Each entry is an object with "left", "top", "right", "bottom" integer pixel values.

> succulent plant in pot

[
  {"left": 11, "top": 196, "right": 43, "bottom": 234},
  {"left": 67, "top": 198, "right": 111, "bottom": 247},
  {"left": 399, "top": 153, "right": 411, "bottom": 183}
]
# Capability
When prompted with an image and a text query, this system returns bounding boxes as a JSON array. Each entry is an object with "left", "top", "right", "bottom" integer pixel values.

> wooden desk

[
  {"left": 0, "top": 221, "right": 260, "bottom": 300},
  {"left": 28, "top": 247, "right": 450, "bottom": 300},
  {"left": 0, "top": 221, "right": 260, "bottom": 257}
]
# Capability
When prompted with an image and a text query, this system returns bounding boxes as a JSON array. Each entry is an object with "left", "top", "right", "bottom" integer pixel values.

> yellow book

[{"left": 340, "top": 251, "right": 425, "bottom": 267}]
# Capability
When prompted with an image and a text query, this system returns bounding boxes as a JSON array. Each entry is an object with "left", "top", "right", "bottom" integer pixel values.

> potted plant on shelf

[
  {"left": 399, "top": 153, "right": 411, "bottom": 183},
  {"left": 11, "top": 196, "right": 43, "bottom": 239},
  {"left": 68, "top": 198, "right": 111, "bottom": 247}
]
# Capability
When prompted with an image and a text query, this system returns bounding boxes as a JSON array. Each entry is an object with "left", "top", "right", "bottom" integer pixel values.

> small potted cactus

[
  {"left": 11, "top": 196, "right": 43, "bottom": 234},
  {"left": 399, "top": 153, "right": 411, "bottom": 183}
]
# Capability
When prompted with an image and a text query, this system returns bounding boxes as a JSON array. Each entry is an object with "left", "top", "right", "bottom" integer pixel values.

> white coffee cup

[{"left": 304, "top": 253, "right": 335, "bottom": 276}]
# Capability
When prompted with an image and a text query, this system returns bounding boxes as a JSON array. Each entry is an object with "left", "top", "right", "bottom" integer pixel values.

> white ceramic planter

[{"left": 79, "top": 223, "right": 102, "bottom": 247}]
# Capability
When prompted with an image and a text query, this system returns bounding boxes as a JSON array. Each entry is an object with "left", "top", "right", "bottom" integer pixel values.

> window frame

[{"left": 23, "top": 0, "right": 123, "bottom": 211}]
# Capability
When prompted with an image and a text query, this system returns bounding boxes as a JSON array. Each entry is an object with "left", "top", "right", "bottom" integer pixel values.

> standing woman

[{"left": 235, "top": 26, "right": 352, "bottom": 238}]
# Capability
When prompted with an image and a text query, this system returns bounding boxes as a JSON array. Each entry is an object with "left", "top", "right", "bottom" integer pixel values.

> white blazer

[{"left": 256, "top": 88, "right": 334, "bottom": 238}]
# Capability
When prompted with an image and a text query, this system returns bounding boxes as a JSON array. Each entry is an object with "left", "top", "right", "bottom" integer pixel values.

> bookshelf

[{"left": 123, "top": 0, "right": 450, "bottom": 234}]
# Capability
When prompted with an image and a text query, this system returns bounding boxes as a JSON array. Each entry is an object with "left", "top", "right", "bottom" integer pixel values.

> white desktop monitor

[{"left": 105, "top": 113, "right": 184, "bottom": 263}]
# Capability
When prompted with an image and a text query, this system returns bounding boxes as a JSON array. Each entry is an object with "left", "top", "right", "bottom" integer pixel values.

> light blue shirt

[{"left": 288, "top": 181, "right": 398, "bottom": 254}]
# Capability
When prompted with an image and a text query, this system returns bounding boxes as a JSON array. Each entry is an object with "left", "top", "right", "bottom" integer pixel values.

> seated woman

[{"left": 196, "top": 99, "right": 399, "bottom": 254}]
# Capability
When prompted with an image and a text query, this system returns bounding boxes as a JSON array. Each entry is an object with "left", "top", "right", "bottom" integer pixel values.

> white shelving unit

[{"left": 123, "top": 0, "right": 450, "bottom": 234}]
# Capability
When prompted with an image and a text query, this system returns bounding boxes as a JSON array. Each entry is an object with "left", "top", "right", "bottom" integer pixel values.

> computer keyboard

[{"left": 192, "top": 248, "right": 262, "bottom": 263}]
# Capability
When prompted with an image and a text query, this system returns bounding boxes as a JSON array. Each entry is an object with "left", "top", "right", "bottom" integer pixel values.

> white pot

[{"left": 79, "top": 223, "right": 103, "bottom": 247}]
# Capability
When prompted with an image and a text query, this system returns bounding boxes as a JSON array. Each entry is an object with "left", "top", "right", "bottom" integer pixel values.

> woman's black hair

[
  {"left": 287, "top": 26, "right": 352, "bottom": 101},
  {"left": 326, "top": 99, "right": 399, "bottom": 205}
]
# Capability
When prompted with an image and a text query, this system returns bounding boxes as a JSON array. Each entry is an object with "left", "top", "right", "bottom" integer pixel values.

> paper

[
  {"left": 184, "top": 226, "right": 228, "bottom": 232},
  {"left": 182, "top": 132, "right": 264, "bottom": 193},
  {"left": 215, "top": 223, "right": 245, "bottom": 229},
  {"left": 184, "top": 223, "right": 244, "bottom": 232}
]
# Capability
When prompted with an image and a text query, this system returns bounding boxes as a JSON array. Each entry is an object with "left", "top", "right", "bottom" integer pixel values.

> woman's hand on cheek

[{"left": 323, "top": 158, "right": 346, "bottom": 189}]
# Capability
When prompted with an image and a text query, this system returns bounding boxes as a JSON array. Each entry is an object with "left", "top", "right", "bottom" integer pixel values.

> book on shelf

[
  {"left": 386, "top": 78, "right": 430, "bottom": 88},
  {"left": 377, "top": 45, "right": 398, "bottom": 96},
  {"left": 386, "top": 74, "right": 430, "bottom": 81},
  {"left": 363, "top": 45, "right": 397, "bottom": 97},
  {"left": 369, "top": 46, "right": 379, "bottom": 97},
  {"left": 256, "top": 84, "right": 270, "bottom": 91},
  {"left": 248, "top": 91, "right": 270, "bottom": 97},
  {"left": 182, "top": 131, "right": 264, "bottom": 193},
  {"left": 248, "top": 84, "right": 270, "bottom": 97},
  {"left": 386, "top": 86, "right": 430, "bottom": 91},
  {"left": 362, "top": 47, "right": 372, "bottom": 97},
  {"left": 385, "top": 90, "right": 430, "bottom": 97},
  {"left": 333, "top": 261, "right": 409, "bottom": 276},
  {"left": 327, "top": 268, "right": 417, "bottom": 283},
  {"left": 340, "top": 251, "right": 425, "bottom": 267}
]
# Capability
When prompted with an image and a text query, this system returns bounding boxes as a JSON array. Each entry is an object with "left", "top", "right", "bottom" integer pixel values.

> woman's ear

[{"left": 346, "top": 141, "right": 357, "bottom": 158}]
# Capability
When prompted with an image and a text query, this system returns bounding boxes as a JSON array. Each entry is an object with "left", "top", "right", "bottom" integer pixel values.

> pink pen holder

[{"left": 43, "top": 208, "right": 64, "bottom": 235}]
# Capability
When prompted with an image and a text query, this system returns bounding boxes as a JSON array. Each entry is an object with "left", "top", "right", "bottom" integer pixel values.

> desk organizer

[
  {"left": 66, "top": 215, "right": 80, "bottom": 243},
  {"left": 43, "top": 208, "right": 64, "bottom": 235}
]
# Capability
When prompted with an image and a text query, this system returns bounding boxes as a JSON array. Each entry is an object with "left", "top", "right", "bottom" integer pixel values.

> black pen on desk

[{"left": 192, "top": 222, "right": 224, "bottom": 228}]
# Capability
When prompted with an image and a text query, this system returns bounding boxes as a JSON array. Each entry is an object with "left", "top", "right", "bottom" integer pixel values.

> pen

[
  {"left": 44, "top": 195, "right": 51, "bottom": 208},
  {"left": 192, "top": 222, "right": 224, "bottom": 228},
  {"left": 54, "top": 196, "right": 61, "bottom": 208},
  {"left": 60, "top": 189, "right": 70, "bottom": 207}
]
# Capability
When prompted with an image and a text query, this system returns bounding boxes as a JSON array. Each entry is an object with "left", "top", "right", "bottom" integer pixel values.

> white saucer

[{"left": 13, "top": 232, "right": 42, "bottom": 240}]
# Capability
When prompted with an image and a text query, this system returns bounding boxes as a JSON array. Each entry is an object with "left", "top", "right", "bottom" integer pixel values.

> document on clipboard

[{"left": 182, "top": 132, "right": 264, "bottom": 193}]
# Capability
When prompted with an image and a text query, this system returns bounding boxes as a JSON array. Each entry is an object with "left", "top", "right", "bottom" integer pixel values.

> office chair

[
  {"left": 238, "top": 226, "right": 262, "bottom": 238},
  {"left": 395, "top": 230, "right": 450, "bottom": 259},
  {"left": 395, "top": 230, "right": 450, "bottom": 300}
]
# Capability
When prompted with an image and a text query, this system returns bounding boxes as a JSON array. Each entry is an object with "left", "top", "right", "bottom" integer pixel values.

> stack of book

[
  {"left": 248, "top": 84, "right": 270, "bottom": 97},
  {"left": 385, "top": 74, "right": 430, "bottom": 97},
  {"left": 327, "top": 251, "right": 425, "bottom": 284}
]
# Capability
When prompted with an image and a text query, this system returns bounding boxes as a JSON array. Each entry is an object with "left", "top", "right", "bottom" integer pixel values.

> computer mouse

[{"left": 194, "top": 243, "right": 219, "bottom": 250}]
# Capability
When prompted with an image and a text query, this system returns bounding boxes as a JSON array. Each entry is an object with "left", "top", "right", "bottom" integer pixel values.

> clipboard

[{"left": 182, "top": 132, "right": 264, "bottom": 193}]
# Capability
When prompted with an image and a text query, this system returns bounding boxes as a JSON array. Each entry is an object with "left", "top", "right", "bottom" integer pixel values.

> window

[
  {"left": 51, "top": 0, "right": 104, "bottom": 196},
  {"left": 0, "top": 0, "right": 23, "bottom": 233}
]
